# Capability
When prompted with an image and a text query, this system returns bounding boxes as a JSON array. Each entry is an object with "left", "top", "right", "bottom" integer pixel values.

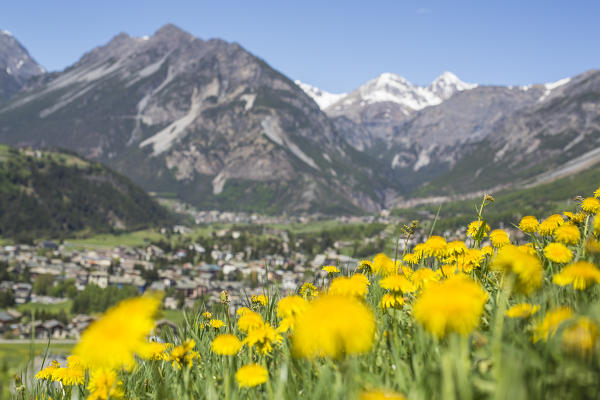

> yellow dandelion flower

[
  {"left": 329, "top": 274, "right": 370, "bottom": 298},
  {"left": 379, "top": 293, "right": 404, "bottom": 309},
  {"left": 517, "top": 243, "right": 537, "bottom": 256},
  {"left": 357, "top": 260, "right": 373, "bottom": 273},
  {"left": 169, "top": 339, "right": 200, "bottom": 369},
  {"left": 360, "top": 390, "right": 407, "bottom": 400},
  {"left": 87, "top": 368, "right": 124, "bottom": 400},
  {"left": 202, "top": 311, "right": 212, "bottom": 320},
  {"left": 244, "top": 322, "right": 282, "bottom": 355},
  {"left": 211, "top": 334, "right": 243, "bottom": 356},
  {"left": 587, "top": 238, "right": 600, "bottom": 253},
  {"left": 50, "top": 356, "right": 85, "bottom": 386},
  {"left": 235, "top": 364, "right": 268, "bottom": 388},
  {"left": 210, "top": 319, "right": 225, "bottom": 329},
  {"left": 595, "top": 216, "right": 600, "bottom": 235},
  {"left": 238, "top": 310, "right": 264, "bottom": 333},
  {"left": 481, "top": 245, "right": 493, "bottom": 256},
  {"left": 422, "top": 235, "right": 447, "bottom": 258},
  {"left": 506, "top": 303, "right": 540, "bottom": 319},
  {"left": 139, "top": 341, "right": 168, "bottom": 361},
  {"left": 538, "top": 214, "right": 564, "bottom": 236},
  {"left": 372, "top": 253, "right": 397, "bottom": 276},
  {"left": 445, "top": 240, "right": 468, "bottom": 256},
  {"left": 544, "top": 242, "right": 573, "bottom": 264},
  {"left": 292, "top": 294, "right": 376, "bottom": 359},
  {"left": 277, "top": 295, "right": 308, "bottom": 319},
  {"left": 380, "top": 274, "right": 417, "bottom": 294},
  {"left": 251, "top": 294, "right": 268, "bottom": 307},
  {"left": 413, "top": 243, "right": 425, "bottom": 258},
  {"left": 410, "top": 268, "right": 440, "bottom": 289},
  {"left": 594, "top": 186, "right": 600, "bottom": 198},
  {"left": 73, "top": 295, "right": 160, "bottom": 370},
  {"left": 553, "top": 261, "right": 600, "bottom": 290},
  {"left": 581, "top": 197, "right": 600, "bottom": 214},
  {"left": 455, "top": 248, "right": 486, "bottom": 273},
  {"left": 467, "top": 220, "right": 490, "bottom": 238},
  {"left": 533, "top": 307, "right": 574, "bottom": 343},
  {"left": 562, "top": 317, "right": 599, "bottom": 358},
  {"left": 236, "top": 307, "right": 252, "bottom": 317},
  {"left": 564, "top": 211, "right": 586, "bottom": 225},
  {"left": 519, "top": 216, "right": 539, "bottom": 233},
  {"left": 322, "top": 265, "right": 340, "bottom": 274},
  {"left": 490, "top": 229, "right": 510, "bottom": 248},
  {"left": 553, "top": 223, "right": 581, "bottom": 245},
  {"left": 402, "top": 252, "right": 420, "bottom": 265},
  {"left": 299, "top": 282, "right": 318, "bottom": 299},
  {"left": 491, "top": 245, "right": 543, "bottom": 294},
  {"left": 35, "top": 360, "right": 61, "bottom": 381},
  {"left": 413, "top": 275, "right": 488, "bottom": 338}
]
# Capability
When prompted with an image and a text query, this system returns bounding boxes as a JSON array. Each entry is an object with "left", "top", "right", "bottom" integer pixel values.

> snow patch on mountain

[
  {"left": 539, "top": 77, "right": 571, "bottom": 102},
  {"left": 294, "top": 80, "right": 346, "bottom": 109}
]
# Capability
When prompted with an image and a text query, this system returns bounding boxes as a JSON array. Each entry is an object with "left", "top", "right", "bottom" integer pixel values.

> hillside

[{"left": 0, "top": 145, "right": 173, "bottom": 240}]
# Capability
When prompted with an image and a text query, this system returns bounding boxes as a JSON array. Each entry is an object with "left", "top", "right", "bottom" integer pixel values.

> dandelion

[
  {"left": 299, "top": 282, "right": 318, "bottom": 299},
  {"left": 372, "top": 253, "right": 397, "bottom": 276},
  {"left": 238, "top": 310, "right": 264, "bottom": 333},
  {"left": 236, "top": 307, "right": 252, "bottom": 317},
  {"left": 553, "top": 261, "right": 600, "bottom": 290},
  {"left": 251, "top": 294, "right": 268, "bottom": 307},
  {"left": 379, "top": 293, "right": 404, "bottom": 310},
  {"left": 581, "top": 197, "right": 600, "bottom": 214},
  {"left": 235, "top": 364, "right": 268, "bottom": 388},
  {"left": 357, "top": 260, "right": 373, "bottom": 273},
  {"left": 533, "top": 307, "right": 574, "bottom": 342},
  {"left": 561, "top": 317, "right": 599, "bottom": 358},
  {"left": 210, "top": 319, "right": 225, "bottom": 329},
  {"left": 244, "top": 322, "right": 282, "bottom": 355},
  {"left": 410, "top": 268, "right": 440, "bottom": 289},
  {"left": 538, "top": 214, "right": 564, "bottom": 236},
  {"left": 211, "top": 334, "right": 243, "bottom": 356},
  {"left": 595, "top": 216, "right": 600, "bottom": 235},
  {"left": 544, "top": 242, "right": 573, "bottom": 264},
  {"left": 422, "top": 236, "right": 447, "bottom": 258},
  {"left": 413, "top": 275, "right": 488, "bottom": 338},
  {"left": 491, "top": 245, "right": 543, "bottom": 294},
  {"left": 276, "top": 295, "right": 308, "bottom": 332},
  {"left": 518, "top": 216, "right": 539, "bottom": 233},
  {"left": 490, "top": 229, "right": 510, "bottom": 248},
  {"left": 517, "top": 243, "right": 537, "bottom": 256},
  {"left": 52, "top": 356, "right": 85, "bottom": 386},
  {"left": 329, "top": 274, "right": 370, "bottom": 298},
  {"left": 360, "top": 390, "right": 407, "bottom": 400},
  {"left": 140, "top": 341, "right": 169, "bottom": 361},
  {"left": 506, "top": 303, "right": 540, "bottom": 319},
  {"left": 87, "top": 368, "right": 124, "bottom": 400},
  {"left": 445, "top": 240, "right": 467, "bottom": 256},
  {"left": 595, "top": 186, "right": 600, "bottom": 198},
  {"left": 553, "top": 223, "right": 581, "bottom": 245},
  {"left": 402, "top": 252, "right": 420, "bottom": 265},
  {"left": 564, "top": 211, "right": 586, "bottom": 224},
  {"left": 292, "top": 294, "right": 376, "bottom": 359},
  {"left": 35, "top": 360, "right": 60, "bottom": 381},
  {"left": 322, "top": 265, "right": 340, "bottom": 274},
  {"left": 73, "top": 295, "right": 160, "bottom": 370},
  {"left": 169, "top": 339, "right": 200, "bottom": 369},
  {"left": 202, "top": 311, "right": 212, "bottom": 320},
  {"left": 379, "top": 274, "right": 417, "bottom": 294},
  {"left": 467, "top": 220, "right": 490, "bottom": 238}
]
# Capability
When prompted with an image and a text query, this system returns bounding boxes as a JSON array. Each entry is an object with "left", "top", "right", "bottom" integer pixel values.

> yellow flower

[
  {"left": 251, "top": 294, "right": 268, "bottom": 307},
  {"left": 87, "top": 368, "right": 124, "bottom": 400},
  {"left": 236, "top": 307, "right": 252, "bottom": 317},
  {"left": 506, "top": 303, "right": 540, "bottom": 319},
  {"left": 533, "top": 307, "right": 573, "bottom": 342},
  {"left": 553, "top": 261, "right": 600, "bottom": 290},
  {"left": 292, "top": 294, "right": 375, "bottom": 359},
  {"left": 553, "top": 223, "right": 580, "bottom": 245},
  {"left": 413, "top": 275, "right": 488, "bottom": 338},
  {"left": 73, "top": 295, "right": 160, "bottom": 370},
  {"left": 517, "top": 243, "right": 537, "bottom": 256},
  {"left": 564, "top": 211, "right": 586, "bottom": 225},
  {"left": 202, "top": 311, "right": 212, "bottom": 320},
  {"left": 211, "top": 334, "right": 243, "bottom": 356},
  {"left": 329, "top": 274, "right": 370, "bottom": 298},
  {"left": 277, "top": 295, "right": 308, "bottom": 319},
  {"left": 587, "top": 238, "right": 600, "bottom": 253},
  {"left": 410, "top": 268, "right": 440, "bottom": 289},
  {"left": 595, "top": 216, "right": 600, "bottom": 235},
  {"left": 594, "top": 186, "right": 600, "bottom": 198},
  {"left": 50, "top": 356, "right": 85, "bottom": 386},
  {"left": 360, "top": 390, "right": 407, "bottom": 400},
  {"left": 235, "top": 364, "right": 268, "bottom": 388},
  {"left": 544, "top": 242, "right": 573, "bottom": 264},
  {"left": 561, "top": 317, "right": 599, "bottom": 358},
  {"left": 238, "top": 310, "right": 264, "bottom": 333},
  {"left": 379, "top": 293, "right": 404, "bottom": 309},
  {"left": 491, "top": 245, "right": 543, "bottom": 294},
  {"left": 139, "top": 341, "right": 169, "bottom": 361},
  {"left": 581, "top": 197, "right": 600, "bottom": 214},
  {"left": 518, "top": 216, "right": 539, "bottom": 233},
  {"left": 210, "top": 319, "right": 225, "bottom": 329},
  {"left": 35, "top": 360, "right": 61, "bottom": 381},
  {"left": 357, "top": 260, "right": 373, "bottom": 273},
  {"left": 322, "top": 265, "right": 340, "bottom": 274},
  {"left": 413, "top": 243, "right": 425, "bottom": 259},
  {"left": 379, "top": 274, "right": 416, "bottom": 294},
  {"left": 372, "top": 253, "right": 397, "bottom": 276},
  {"left": 244, "top": 322, "right": 282, "bottom": 355},
  {"left": 538, "top": 214, "right": 564, "bottom": 236},
  {"left": 299, "top": 282, "right": 318, "bottom": 299},
  {"left": 489, "top": 229, "right": 510, "bottom": 248},
  {"left": 169, "top": 339, "right": 200, "bottom": 369},
  {"left": 422, "top": 235, "right": 447, "bottom": 258},
  {"left": 402, "top": 252, "right": 420, "bottom": 265},
  {"left": 445, "top": 240, "right": 468, "bottom": 256},
  {"left": 467, "top": 220, "right": 490, "bottom": 238}
]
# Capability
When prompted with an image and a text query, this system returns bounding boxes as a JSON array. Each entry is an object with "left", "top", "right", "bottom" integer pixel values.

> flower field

[{"left": 19, "top": 189, "right": 600, "bottom": 399}]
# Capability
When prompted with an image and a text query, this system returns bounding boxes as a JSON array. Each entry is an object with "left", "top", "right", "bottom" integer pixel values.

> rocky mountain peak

[{"left": 0, "top": 30, "right": 45, "bottom": 79}]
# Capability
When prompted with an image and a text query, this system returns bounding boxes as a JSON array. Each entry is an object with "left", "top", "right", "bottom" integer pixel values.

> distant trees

[{"left": 71, "top": 284, "right": 139, "bottom": 314}]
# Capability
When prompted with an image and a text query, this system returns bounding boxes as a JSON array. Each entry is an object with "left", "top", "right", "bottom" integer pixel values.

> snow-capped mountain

[{"left": 294, "top": 80, "right": 346, "bottom": 109}]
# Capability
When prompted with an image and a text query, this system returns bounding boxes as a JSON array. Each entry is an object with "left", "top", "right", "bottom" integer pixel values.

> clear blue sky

[{"left": 3, "top": 1, "right": 599, "bottom": 93}]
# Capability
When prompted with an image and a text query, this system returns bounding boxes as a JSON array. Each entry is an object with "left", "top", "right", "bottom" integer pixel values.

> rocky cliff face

[{"left": 0, "top": 30, "right": 45, "bottom": 102}]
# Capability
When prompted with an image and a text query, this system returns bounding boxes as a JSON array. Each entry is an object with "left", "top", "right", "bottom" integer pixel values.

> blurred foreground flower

[
  {"left": 553, "top": 261, "right": 600, "bottom": 290},
  {"left": 236, "top": 364, "right": 268, "bottom": 388}
]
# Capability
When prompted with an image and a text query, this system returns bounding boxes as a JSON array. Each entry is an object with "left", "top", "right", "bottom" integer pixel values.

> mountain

[
  {"left": 0, "top": 145, "right": 173, "bottom": 240},
  {"left": 0, "top": 30, "right": 45, "bottom": 103},
  {"left": 0, "top": 25, "right": 398, "bottom": 214},
  {"left": 294, "top": 80, "right": 346, "bottom": 109}
]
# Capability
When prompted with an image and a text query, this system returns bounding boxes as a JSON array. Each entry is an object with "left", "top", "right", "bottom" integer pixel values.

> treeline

[{"left": 71, "top": 284, "right": 140, "bottom": 315}]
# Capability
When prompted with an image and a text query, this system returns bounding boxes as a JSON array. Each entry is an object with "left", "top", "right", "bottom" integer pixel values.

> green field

[{"left": 16, "top": 301, "right": 73, "bottom": 316}]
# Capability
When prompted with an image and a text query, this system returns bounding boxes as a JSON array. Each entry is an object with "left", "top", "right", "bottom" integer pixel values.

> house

[{"left": 0, "top": 311, "right": 18, "bottom": 334}]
